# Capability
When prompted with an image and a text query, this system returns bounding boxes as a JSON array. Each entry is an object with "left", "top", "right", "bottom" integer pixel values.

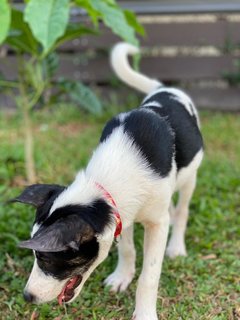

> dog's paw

[
  {"left": 166, "top": 241, "right": 187, "bottom": 259},
  {"left": 104, "top": 270, "right": 134, "bottom": 292},
  {"left": 132, "top": 310, "right": 158, "bottom": 320}
]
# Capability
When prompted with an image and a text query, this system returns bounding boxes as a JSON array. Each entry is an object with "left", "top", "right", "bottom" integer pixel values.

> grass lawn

[{"left": 0, "top": 104, "right": 239, "bottom": 320}]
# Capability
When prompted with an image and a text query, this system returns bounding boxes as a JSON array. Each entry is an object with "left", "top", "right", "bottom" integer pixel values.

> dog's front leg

[
  {"left": 133, "top": 215, "right": 170, "bottom": 320},
  {"left": 104, "top": 225, "right": 136, "bottom": 292}
]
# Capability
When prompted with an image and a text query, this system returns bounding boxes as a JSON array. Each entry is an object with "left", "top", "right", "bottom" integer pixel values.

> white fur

[
  {"left": 141, "top": 101, "right": 162, "bottom": 108},
  {"left": 111, "top": 42, "right": 161, "bottom": 94},
  {"left": 104, "top": 225, "right": 136, "bottom": 292},
  {"left": 24, "top": 260, "right": 64, "bottom": 303},
  {"left": 31, "top": 223, "right": 40, "bottom": 237},
  {"left": 86, "top": 126, "right": 167, "bottom": 227},
  {"left": 166, "top": 150, "right": 203, "bottom": 258},
  {"left": 175, "top": 149, "right": 203, "bottom": 191},
  {"left": 50, "top": 172, "right": 102, "bottom": 214},
  {"left": 118, "top": 112, "right": 128, "bottom": 121}
]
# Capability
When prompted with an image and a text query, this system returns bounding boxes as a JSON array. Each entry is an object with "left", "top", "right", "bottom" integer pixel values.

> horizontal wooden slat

[
  {"left": 13, "top": 2, "right": 240, "bottom": 15},
  {"left": 59, "top": 20, "right": 240, "bottom": 51},
  {"left": 0, "top": 54, "right": 239, "bottom": 82},
  {"left": 0, "top": 56, "right": 17, "bottom": 80},
  {"left": 140, "top": 56, "right": 239, "bottom": 81},
  {"left": 98, "top": 86, "right": 240, "bottom": 111},
  {"left": 1, "top": 86, "right": 239, "bottom": 111},
  {"left": 56, "top": 55, "right": 239, "bottom": 82},
  {"left": 188, "top": 87, "right": 240, "bottom": 111},
  {"left": 141, "top": 21, "right": 240, "bottom": 47},
  {"left": 119, "top": 1, "right": 240, "bottom": 14}
]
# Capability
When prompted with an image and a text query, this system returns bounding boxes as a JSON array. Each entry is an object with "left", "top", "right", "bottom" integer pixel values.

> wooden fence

[{"left": 1, "top": 1, "right": 240, "bottom": 110}]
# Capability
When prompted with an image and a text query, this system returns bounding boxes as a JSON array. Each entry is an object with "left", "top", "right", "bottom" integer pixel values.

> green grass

[{"left": 0, "top": 104, "right": 239, "bottom": 320}]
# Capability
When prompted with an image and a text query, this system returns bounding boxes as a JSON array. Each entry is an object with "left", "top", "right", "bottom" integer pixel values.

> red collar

[{"left": 95, "top": 183, "right": 122, "bottom": 238}]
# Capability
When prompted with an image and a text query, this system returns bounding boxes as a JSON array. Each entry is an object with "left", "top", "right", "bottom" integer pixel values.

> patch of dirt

[
  {"left": 233, "top": 306, "right": 240, "bottom": 320},
  {"left": 50, "top": 122, "right": 93, "bottom": 137},
  {"left": 10, "top": 175, "right": 28, "bottom": 187}
]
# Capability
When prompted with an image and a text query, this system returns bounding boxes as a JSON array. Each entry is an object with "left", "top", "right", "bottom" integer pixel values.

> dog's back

[
  {"left": 110, "top": 42, "right": 203, "bottom": 174},
  {"left": 140, "top": 89, "right": 203, "bottom": 172}
]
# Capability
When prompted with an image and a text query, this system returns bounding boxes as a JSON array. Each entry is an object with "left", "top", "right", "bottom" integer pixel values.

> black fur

[
  {"left": 123, "top": 109, "right": 175, "bottom": 177},
  {"left": 100, "top": 117, "right": 121, "bottom": 142},
  {"left": 141, "top": 91, "right": 203, "bottom": 170},
  {"left": 35, "top": 187, "right": 65, "bottom": 225},
  {"left": 41, "top": 200, "right": 113, "bottom": 234},
  {"left": 10, "top": 184, "right": 65, "bottom": 209},
  {"left": 100, "top": 109, "right": 175, "bottom": 177},
  {"left": 35, "top": 237, "right": 99, "bottom": 280}
]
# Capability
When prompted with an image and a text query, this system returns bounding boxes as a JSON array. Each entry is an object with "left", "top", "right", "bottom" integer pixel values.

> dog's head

[{"left": 12, "top": 184, "right": 114, "bottom": 304}]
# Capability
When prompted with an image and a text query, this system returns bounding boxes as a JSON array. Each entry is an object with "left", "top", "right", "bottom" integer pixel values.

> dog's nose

[{"left": 23, "top": 290, "right": 35, "bottom": 303}]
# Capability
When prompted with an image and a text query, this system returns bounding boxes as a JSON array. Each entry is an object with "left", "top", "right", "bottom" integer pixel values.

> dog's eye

[
  {"left": 36, "top": 252, "right": 51, "bottom": 263},
  {"left": 37, "top": 256, "right": 48, "bottom": 262}
]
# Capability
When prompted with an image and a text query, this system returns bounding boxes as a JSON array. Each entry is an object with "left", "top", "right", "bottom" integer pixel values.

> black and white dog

[{"left": 13, "top": 43, "right": 203, "bottom": 320}]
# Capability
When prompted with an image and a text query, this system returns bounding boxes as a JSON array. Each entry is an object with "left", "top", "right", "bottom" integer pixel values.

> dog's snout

[{"left": 23, "top": 290, "right": 35, "bottom": 303}]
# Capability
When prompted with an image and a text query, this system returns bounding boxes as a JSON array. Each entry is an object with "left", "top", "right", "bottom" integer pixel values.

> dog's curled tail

[{"left": 111, "top": 42, "right": 162, "bottom": 94}]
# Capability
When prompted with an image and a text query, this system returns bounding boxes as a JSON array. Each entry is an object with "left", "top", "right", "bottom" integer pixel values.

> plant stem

[
  {"left": 16, "top": 56, "right": 46, "bottom": 184},
  {"left": 0, "top": 80, "right": 19, "bottom": 88},
  {"left": 28, "top": 83, "right": 45, "bottom": 109},
  {"left": 18, "top": 83, "right": 37, "bottom": 184}
]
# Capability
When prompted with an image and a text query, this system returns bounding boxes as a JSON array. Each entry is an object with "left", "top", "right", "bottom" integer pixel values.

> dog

[{"left": 12, "top": 42, "right": 203, "bottom": 320}]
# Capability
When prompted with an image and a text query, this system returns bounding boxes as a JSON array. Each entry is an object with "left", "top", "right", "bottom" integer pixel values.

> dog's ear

[
  {"left": 9, "top": 184, "right": 65, "bottom": 208},
  {"left": 19, "top": 215, "right": 95, "bottom": 252}
]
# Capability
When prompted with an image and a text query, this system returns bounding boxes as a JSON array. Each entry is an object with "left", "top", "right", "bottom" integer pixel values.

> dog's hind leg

[
  {"left": 169, "top": 201, "right": 175, "bottom": 225},
  {"left": 166, "top": 173, "right": 197, "bottom": 258},
  {"left": 104, "top": 225, "right": 136, "bottom": 292}
]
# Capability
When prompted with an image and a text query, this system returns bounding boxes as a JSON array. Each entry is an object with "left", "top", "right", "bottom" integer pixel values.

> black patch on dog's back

[
  {"left": 100, "top": 117, "right": 121, "bottom": 142},
  {"left": 123, "top": 109, "right": 175, "bottom": 177},
  {"left": 141, "top": 91, "right": 203, "bottom": 170}
]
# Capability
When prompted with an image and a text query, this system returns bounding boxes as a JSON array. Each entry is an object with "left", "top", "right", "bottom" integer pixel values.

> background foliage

[
  {"left": 0, "top": 0, "right": 142, "bottom": 112},
  {"left": 0, "top": 0, "right": 143, "bottom": 183}
]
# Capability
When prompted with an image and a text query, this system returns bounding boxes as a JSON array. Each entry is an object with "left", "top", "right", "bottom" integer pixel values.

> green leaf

[
  {"left": 74, "top": 0, "right": 100, "bottom": 26},
  {"left": 124, "top": 10, "right": 145, "bottom": 36},
  {"left": 6, "top": 9, "right": 38, "bottom": 55},
  {"left": 54, "top": 24, "right": 97, "bottom": 50},
  {"left": 24, "top": 0, "right": 70, "bottom": 55},
  {"left": 59, "top": 79, "right": 102, "bottom": 114},
  {"left": 89, "top": 0, "right": 138, "bottom": 45},
  {"left": 0, "top": 0, "right": 11, "bottom": 44}
]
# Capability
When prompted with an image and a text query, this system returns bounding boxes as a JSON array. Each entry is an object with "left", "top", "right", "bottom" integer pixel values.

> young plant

[{"left": 0, "top": 0, "right": 144, "bottom": 184}]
